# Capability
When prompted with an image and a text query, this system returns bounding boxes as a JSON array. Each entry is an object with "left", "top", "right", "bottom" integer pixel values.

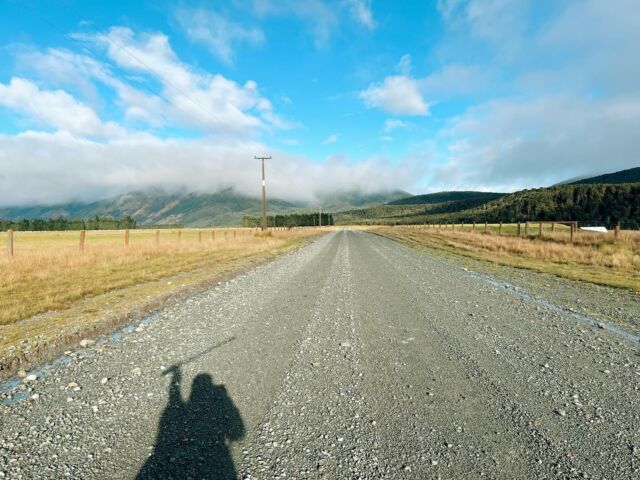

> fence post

[
  {"left": 525, "top": 221, "right": 529, "bottom": 236},
  {"left": 7, "top": 229, "right": 14, "bottom": 257},
  {"left": 615, "top": 222, "right": 621, "bottom": 240},
  {"left": 551, "top": 222, "right": 555, "bottom": 233},
  {"left": 517, "top": 222, "right": 521, "bottom": 236},
  {"left": 539, "top": 221, "right": 543, "bottom": 237},
  {"left": 499, "top": 222, "right": 502, "bottom": 235},
  {"left": 484, "top": 222, "right": 488, "bottom": 233},
  {"left": 178, "top": 230, "right": 182, "bottom": 244},
  {"left": 155, "top": 229, "right": 160, "bottom": 245},
  {"left": 198, "top": 231, "right": 202, "bottom": 243},
  {"left": 472, "top": 221, "right": 476, "bottom": 232},
  {"left": 570, "top": 223, "right": 575, "bottom": 242},
  {"left": 211, "top": 230, "right": 215, "bottom": 241},
  {"left": 124, "top": 229, "right": 130, "bottom": 247},
  {"left": 79, "top": 229, "right": 85, "bottom": 252}
]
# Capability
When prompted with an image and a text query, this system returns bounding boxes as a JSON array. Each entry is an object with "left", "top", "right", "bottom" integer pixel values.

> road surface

[{"left": 1, "top": 230, "right": 639, "bottom": 479}]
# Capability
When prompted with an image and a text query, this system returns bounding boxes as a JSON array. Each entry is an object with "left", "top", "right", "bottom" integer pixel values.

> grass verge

[
  {"left": 0, "top": 228, "right": 324, "bottom": 377},
  {"left": 374, "top": 226, "right": 640, "bottom": 291}
]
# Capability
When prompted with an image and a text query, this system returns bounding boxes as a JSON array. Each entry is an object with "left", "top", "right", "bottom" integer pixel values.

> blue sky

[{"left": 0, "top": 0, "right": 639, "bottom": 205}]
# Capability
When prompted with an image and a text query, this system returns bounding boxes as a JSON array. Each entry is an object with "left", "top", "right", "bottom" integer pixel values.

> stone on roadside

[{"left": 80, "top": 339, "right": 95, "bottom": 348}]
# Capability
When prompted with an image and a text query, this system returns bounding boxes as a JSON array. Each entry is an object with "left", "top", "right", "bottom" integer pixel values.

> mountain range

[
  {"left": 333, "top": 167, "right": 640, "bottom": 227},
  {"left": 1, "top": 167, "right": 637, "bottom": 227},
  {"left": 0, "top": 189, "right": 409, "bottom": 227}
]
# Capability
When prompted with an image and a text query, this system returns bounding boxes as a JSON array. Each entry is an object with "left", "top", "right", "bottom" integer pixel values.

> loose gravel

[{"left": 1, "top": 230, "right": 638, "bottom": 479}]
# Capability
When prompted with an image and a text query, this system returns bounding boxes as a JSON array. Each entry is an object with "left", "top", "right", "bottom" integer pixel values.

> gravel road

[{"left": 1, "top": 230, "right": 639, "bottom": 479}]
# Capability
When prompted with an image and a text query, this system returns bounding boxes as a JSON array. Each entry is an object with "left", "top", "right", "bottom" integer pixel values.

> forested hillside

[
  {"left": 387, "top": 191, "right": 505, "bottom": 206},
  {"left": 335, "top": 183, "right": 640, "bottom": 228},
  {"left": 334, "top": 191, "right": 505, "bottom": 224},
  {"left": 568, "top": 167, "right": 640, "bottom": 185}
]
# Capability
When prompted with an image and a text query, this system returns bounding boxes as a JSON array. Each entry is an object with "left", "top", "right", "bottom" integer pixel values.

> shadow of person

[{"left": 137, "top": 366, "right": 245, "bottom": 480}]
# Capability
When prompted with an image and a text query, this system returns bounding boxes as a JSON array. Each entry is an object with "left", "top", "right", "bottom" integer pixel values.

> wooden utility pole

[{"left": 255, "top": 156, "right": 272, "bottom": 231}]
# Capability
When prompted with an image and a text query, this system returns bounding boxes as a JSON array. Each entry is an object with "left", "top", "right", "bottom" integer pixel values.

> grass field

[
  {"left": 0, "top": 227, "right": 325, "bottom": 374},
  {"left": 375, "top": 225, "right": 640, "bottom": 291}
]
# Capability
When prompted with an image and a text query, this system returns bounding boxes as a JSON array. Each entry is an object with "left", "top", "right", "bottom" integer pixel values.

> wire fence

[{"left": 387, "top": 220, "right": 630, "bottom": 243}]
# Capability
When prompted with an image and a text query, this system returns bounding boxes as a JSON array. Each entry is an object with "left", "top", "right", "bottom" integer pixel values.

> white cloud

[
  {"left": 380, "top": 135, "right": 393, "bottom": 142},
  {"left": 70, "top": 27, "right": 291, "bottom": 135},
  {"left": 422, "top": 0, "right": 640, "bottom": 191},
  {"left": 344, "top": 0, "right": 376, "bottom": 29},
  {"left": 419, "top": 64, "right": 487, "bottom": 97},
  {"left": 248, "top": 0, "right": 338, "bottom": 47},
  {"left": 384, "top": 118, "right": 409, "bottom": 132},
  {"left": 246, "top": 0, "right": 376, "bottom": 46},
  {"left": 0, "top": 131, "right": 418, "bottom": 206},
  {"left": 175, "top": 7, "right": 264, "bottom": 63},
  {"left": 0, "top": 77, "right": 124, "bottom": 137},
  {"left": 323, "top": 133, "right": 338, "bottom": 144},
  {"left": 431, "top": 94, "right": 640, "bottom": 190},
  {"left": 396, "top": 54, "right": 412, "bottom": 76},
  {"left": 361, "top": 55, "right": 486, "bottom": 116},
  {"left": 360, "top": 75, "right": 429, "bottom": 116},
  {"left": 436, "top": 0, "right": 530, "bottom": 55}
]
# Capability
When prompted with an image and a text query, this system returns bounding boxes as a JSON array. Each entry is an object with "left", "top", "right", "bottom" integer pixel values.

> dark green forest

[
  {"left": 334, "top": 183, "right": 640, "bottom": 229},
  {"left": 387, "top": 191, "right": 506, "bottom": 206},
  {"left": 243, "top": 213, "right": 334, "bottom": 227},
  {"left": 0, "top": 216, "right": 137, "bottom": 231},
  {"left": 568, "top": 167, "right": 640, "bottom": 185}
]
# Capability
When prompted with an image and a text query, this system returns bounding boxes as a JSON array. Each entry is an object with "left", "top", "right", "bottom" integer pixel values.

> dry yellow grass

[
  {"left": 0, "top": 227, "right": 328, "bottom": 374},
  {"left": 0, "top": 228, "right": 322, "bottom": 327},
  {"left": 375, "top": 226, "right": 640, "bottom": 291}
]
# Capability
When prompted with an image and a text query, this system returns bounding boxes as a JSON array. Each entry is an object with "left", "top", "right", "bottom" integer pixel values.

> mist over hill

[
  {"left": 0, "top": 188, "right": 408, "bottom": 227},
  {"left": 566, "top": 167, "right": 640, "bottom": 186}
]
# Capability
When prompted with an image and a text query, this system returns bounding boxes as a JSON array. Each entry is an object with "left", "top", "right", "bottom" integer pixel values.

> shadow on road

[{"left": 137, "top": 345, "right": 244, "bottom": 479}]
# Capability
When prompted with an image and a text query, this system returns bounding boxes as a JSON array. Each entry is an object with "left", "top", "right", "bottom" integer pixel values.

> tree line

[
  {"left": 334, "top": 183, "right": 640, "bottom": 229},
  {"left": 242, "top": 213, "right": 334, "bottom": 227},
  {"left": 1, "top": 215, "right": 137, "bottom": 231}
]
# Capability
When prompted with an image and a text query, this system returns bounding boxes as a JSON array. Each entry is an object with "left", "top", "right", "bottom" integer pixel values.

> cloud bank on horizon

[{"left": 0, "top": 0, "right": 638, "bottom": 206}]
